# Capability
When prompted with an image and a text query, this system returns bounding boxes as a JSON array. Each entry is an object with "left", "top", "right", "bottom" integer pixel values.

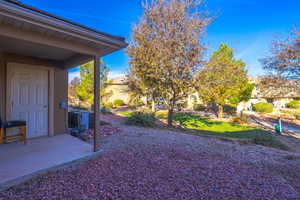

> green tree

[
  {"left": 229, "top": 83, "right": 255, "bottom": 105},
  {"left": 127, "top": 70, "right": 159, "bottom": 111},
  {"left": 127, "top": 0, "right": 211, "bottom": 126},
  {"left": 195, "top": 44, "right": 249, "bottom": 119},
  {"left": 68, "top": 77, "right": 81, "bottom": 106},
  {"left": 76, "top": 59, "right": 111, "bottom": 107}
]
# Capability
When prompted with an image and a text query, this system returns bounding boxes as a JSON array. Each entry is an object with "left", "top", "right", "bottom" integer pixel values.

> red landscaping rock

[
  {"left": 0, "top": 146, "right": 299, "bottom": 200},
  {"left": 81, "top": 125, "right": 122, "bottom": 141}
]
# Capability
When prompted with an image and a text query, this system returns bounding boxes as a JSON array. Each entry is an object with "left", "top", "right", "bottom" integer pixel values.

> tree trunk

[
  {"left": 151, "top": 100, "right": 156, "bottom": 112},
  {"left": 168, "top": 91, "right": 177, "bottom": 127},
  {"left": 218, "top": 105, "right": 223, "bottom": 119},
  {"left": 167, "top": 108, "right": 174, "bottom": 127}
]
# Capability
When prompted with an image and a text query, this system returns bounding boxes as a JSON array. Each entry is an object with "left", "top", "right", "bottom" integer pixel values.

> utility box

[{"left": 68, "top": 111, "right": 91, "bottom": 130}]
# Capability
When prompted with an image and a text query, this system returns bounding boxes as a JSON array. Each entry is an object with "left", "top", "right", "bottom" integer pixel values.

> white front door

[{"left": 8, "top": 63, "right": 49, "bottom": 138}]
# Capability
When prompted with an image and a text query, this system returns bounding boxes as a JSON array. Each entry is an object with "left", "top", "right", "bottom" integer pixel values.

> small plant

[
  {"left": 232, "top": 115, "right": 249, "bottom": 124},
  {"left": 100, "top": 120, "right": 111, "bottom": 125},
  {"left": 155, "top": 110, "right": 168, "bottom": 119},
  {"left": 284, "top": 155, "right": 300, "bottom": 160},
  {"left": 104, "top": 102, "right": 114, "bottom": 108},
  {"left": 193, "top": 104, "right": 206, "bottom": 111},
  {"left": 293, "top": 112, "right": 300, "bottom": 120},
  {"left": 253, "top": 102, "right": 273, "bottom": 113},
  {"left": 130, "top": 99, "right": 144, "bottom": 107},
  {"left": 287, "top": 100, "right": 300, "bottom": 109},
  {"left": 125, "top": 112, "right": 156, "bottom": 127},
  {"left": 251, "top": 132, "right": 288, "bottom": 150},
  {"left": 100, "top": 106, "right": 112, "bottom": 114},
  {"left": 176, "top": 102, "right": 188, "bottom": 111},
  {"left": 223, "top": 104, "right": 237, "bottom": 116},
  {"left": 113, "top": 99, "right": 125, "bottom": 107}
]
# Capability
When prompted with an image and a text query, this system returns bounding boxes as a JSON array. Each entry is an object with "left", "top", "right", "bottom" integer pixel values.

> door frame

[{"left": 6, "top": 62, "right": 55, "bottom": 137}]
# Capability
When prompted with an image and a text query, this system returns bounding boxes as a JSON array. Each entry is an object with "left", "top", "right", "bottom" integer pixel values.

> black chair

[{"left": 0, "top": 117, "right": 27, "bottom": 144}]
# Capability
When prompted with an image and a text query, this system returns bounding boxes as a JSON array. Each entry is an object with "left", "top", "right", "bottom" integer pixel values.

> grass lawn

[
  {"left": 116, "top": 111, "right": 133, "bottom": 117},
  {"left": 159, "top": 111, "right": 289, "bottom": 150},
  {"left": 116, "top": 110, "right": 288, "bottom": 150},
  {"left": 157, "top": 111, "right": 254, "bottom": 132},
  {"left": 119, "top": 110, "right": 264, "bottom": 137}
]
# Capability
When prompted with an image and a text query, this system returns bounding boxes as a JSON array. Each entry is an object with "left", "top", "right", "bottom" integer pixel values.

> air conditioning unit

[{"left": 68, "top": 111, "right": 91, "bottom": 130}]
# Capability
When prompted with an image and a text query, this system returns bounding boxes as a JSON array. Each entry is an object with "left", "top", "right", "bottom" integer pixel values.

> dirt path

[{"left": 248, "top": 114, "right": 300, "bottom": 153}]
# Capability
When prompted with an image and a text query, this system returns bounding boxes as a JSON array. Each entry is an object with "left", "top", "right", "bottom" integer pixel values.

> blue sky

[{"left": 21, "top": 0, "right": 300, "bottom": 80}]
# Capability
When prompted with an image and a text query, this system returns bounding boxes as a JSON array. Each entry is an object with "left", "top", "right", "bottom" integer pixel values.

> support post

[{"left": 93, "top": 55, "right": 101, "bottom": 152}]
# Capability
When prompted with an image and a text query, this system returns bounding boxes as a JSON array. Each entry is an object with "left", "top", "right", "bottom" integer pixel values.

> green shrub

[
  {"left": 284, "top": 155, "right": 300, "bottom": 160},
  {"left": 251, "top": 132, "right": 289, "bottom": 151},
  {"left": 100, "top": 120, "right": 111, "bottom": 126},
  {"left": 113, "top": 99, "right": 125, "bottom": 107},
  {"left": 125, "top": 112, "right": 156, "bottom": 127},
  {"left": 177, "top": 102, "right": 188, "bottom": 111},
  {"left": 130, "top": 99, "right": 144, "bottom": 107},
  {"left": 155, "top": 110, "right": 168, "bottom": 119},
  {"left": 100, "top": 106, "right": 112, "bottom": 114},
  {"left": 232, "top": 115, "right": 249, "bottom": 124},
  {"left": 253, "top": 102, "right": 273, "bottom": 113},
  {"left": 223, "top": 104, "right": 237, "bottom": 116},
  {"left": 193, "top": 104, "right": 206, "bottom": 111},
  {"left": 287, "top": 100, "right": 300, "bottom": 109},
  {"left": 104, "top": 102, "right": 114, "bottom": 108},
  {"left": 293, "top": 112, "right": 300, "bottom": 120}
]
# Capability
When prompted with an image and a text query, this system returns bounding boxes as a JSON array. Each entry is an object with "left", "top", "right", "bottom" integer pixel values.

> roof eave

[{"left": 0, "top": 0, "right": 128, "bottom": 51}]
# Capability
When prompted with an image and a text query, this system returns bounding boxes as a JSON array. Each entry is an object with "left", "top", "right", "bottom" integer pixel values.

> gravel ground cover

[
  {"left": 81, "top": 124, "right": 121, "bottom": 142},
  {"left": 1, "top": 115, "right": 300, "bottom": 200}
]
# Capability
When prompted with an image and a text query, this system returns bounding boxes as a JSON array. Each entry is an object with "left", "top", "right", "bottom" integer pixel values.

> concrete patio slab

[{"left": 0, "top": 134, "right": 96, "bottom": 191}]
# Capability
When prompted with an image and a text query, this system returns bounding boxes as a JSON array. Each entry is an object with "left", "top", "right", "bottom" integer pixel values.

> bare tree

[
  {"left": 262, "top": 29, "right": 300, "bottom": 81},
  {"left": 127, "top": 0, "right": 211, "bottom": 126},
  {"left": 261, "top": 29, "right": 300, "bottom": 94}
]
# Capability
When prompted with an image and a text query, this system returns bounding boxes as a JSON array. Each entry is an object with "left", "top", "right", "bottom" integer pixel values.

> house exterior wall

[
  {"left": 272, "top": 98, "right": 294, "bottom": 109},
  {"left": 53, "top": 67, "right": 68, "bottom": 135},
  {"left": 0, "top": 56, "right": 68, "bottom": 136},
  {"left": 0, "top": 59, "right": 5, "bottom": 120},
  {"left": 187, "top": 92, "right": 201, "bottom": 109},
  {"left": 106, "top": 84, "right": 131, "bottom": 104}
]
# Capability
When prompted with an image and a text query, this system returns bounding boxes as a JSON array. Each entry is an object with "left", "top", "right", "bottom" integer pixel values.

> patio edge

[{"left": 0, "top": 149, "right": 104, "bottom": 192}]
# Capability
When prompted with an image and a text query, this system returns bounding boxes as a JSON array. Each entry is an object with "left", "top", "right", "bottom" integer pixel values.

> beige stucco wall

[
  {"left": 0, "top": 59, "right": 5, "bottom": 120},
  {"left": 0, "top": 56, "right": 68, "bottom": 136},
  {"left": 53, "top": 67, "right": 68, "bottom": 135},
  {"left": 106, "top": 84, "right": 131, "bottom": 104}
]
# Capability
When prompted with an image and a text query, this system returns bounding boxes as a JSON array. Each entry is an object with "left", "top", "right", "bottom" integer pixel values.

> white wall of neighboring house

[
  {"left": 187, "top": 92, "right": 201, "bottom": 109},
  {"left": 104, "top": 76, "right": 299, "bottom": 111},
  {"left": 106, "top": 76, "right": 131, "bottom": 104}
]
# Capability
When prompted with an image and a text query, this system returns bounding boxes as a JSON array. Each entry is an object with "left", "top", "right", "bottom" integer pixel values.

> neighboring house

[
  {"left": 186, "top": 78, "right": 300, "bottom": 111},
  {"left": 96, "top": 75, "right": 299, "bottom": 112},
  {"left": 106, "top": 75, "right": 131, "bottom": 104},
  {"left": 238, "top": 78, "right": 300, "bottom": 112},
  {"left": 0, "top": 0, "right": 127, "bottom": 140},
  {"left": 187, "top": 92, "right": 201, "bottom": 109}
]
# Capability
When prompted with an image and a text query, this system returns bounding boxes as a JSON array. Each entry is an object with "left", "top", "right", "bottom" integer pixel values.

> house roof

[
  {"left": 0, "top": 0, "right": 127, "bottom": 67},
  {"left": 3, "top": 0, "right": 126, "bottom": 43},
  {"left": 251, "top": 78, "right": 300, "bottom": 98},
  {"left": 0, "top": 0, "right": 127, "bottom": 52}
]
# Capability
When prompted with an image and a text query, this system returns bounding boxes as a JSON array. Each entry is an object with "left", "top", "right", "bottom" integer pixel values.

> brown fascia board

[{"left": 0, "top": 0, "right": 128, "bottom": 50}]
